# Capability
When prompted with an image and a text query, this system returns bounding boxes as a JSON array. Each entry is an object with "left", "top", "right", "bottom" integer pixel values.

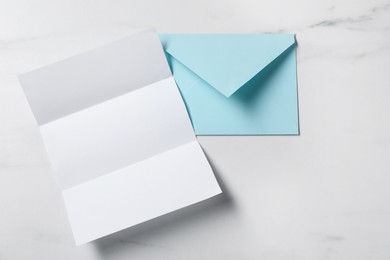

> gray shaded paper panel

[{"left": 19, "top": 29, "right": 171, "bottom": 125}]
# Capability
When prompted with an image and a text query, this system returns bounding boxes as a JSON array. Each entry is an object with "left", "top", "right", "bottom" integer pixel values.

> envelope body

[{"left": 160, "top": 34, "right": 299, "bottom": 135}]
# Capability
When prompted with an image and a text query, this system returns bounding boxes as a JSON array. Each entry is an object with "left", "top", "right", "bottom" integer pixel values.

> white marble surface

[{"left": 1, "top": 0, "right": 390, "bottom": 259}]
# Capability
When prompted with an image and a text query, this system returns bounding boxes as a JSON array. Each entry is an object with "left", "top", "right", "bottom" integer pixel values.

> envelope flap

[{"left": 160, "top": 34, "right": 295, "bottom": 97}]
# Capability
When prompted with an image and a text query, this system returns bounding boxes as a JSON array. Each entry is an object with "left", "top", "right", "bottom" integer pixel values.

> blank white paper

[
  {"left": 19, "top": 29, "right": 172, "bottom": 125},
  {"left": 18, "top": 29, "right": 222, "bottom": 245},
  {"left": 63, "top": 141, "right": 219, "bottom": 245},
  {"left": 40, "top": 77, "right": 195, "bottom": 190}
]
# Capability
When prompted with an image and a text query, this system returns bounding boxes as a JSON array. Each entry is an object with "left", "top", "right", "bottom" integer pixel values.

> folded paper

[
  {"left": 159, "top": 34, "right": 299, "bottom": 135},
  {"left": 18, "top": 29, "right": 221, "bottom": 245}
]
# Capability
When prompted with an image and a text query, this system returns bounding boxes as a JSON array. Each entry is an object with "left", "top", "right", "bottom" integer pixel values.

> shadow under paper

[{"left": 93, "top": 151, "right": 235, "bottom": 257}]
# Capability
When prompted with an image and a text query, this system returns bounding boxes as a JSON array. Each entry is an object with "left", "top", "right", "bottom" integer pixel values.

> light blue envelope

[{"left": 159, "top": 34, "right": 299, "bottom": 135}]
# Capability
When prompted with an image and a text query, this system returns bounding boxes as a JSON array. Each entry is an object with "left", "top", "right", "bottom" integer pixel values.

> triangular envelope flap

[{"left": 160, "top": 34, "right": 296, "bottom": 97}]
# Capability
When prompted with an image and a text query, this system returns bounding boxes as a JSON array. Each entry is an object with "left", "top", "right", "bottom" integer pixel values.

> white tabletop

[{"left": 1, "top": 0, "right": 390, "bottom": 259}]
